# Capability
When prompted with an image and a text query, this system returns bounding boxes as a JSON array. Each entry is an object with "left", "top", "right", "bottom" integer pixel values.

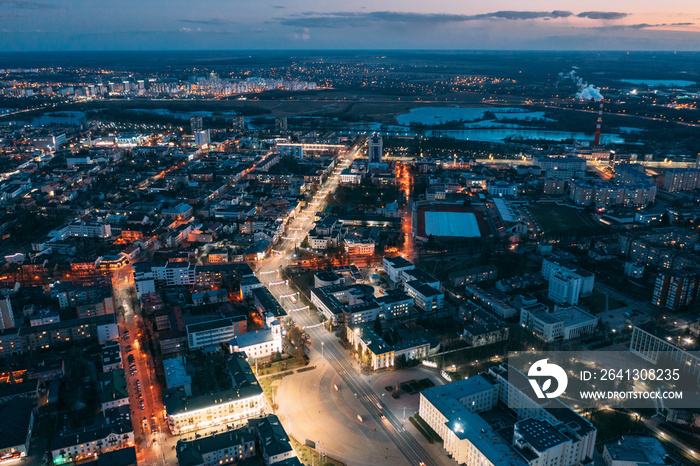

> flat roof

[
  {"left": 0, "top": 398, "right": 35, "bottom": 450},
  {"left": 422, "top": 376, "right": 495, "bottom": 411},
  {"left": 402, "top": 267, "right": 438, "bottom": 284},
  {"left": 383, "top": 256, "right": 414, "bottom": 269},
  {"left": 515, "top": 418, "right": 570, "bottom": 453},
  {"left": 405, "top": 280, "right": 443, "bottom": 297},
  {"left": 186, "top": 316, "right": 246, "bottom": 334},
  {"left": 604, "top": 436, "right": 667, "bottom": 464},
  {"left": 230, "top": 328, "right": 276, "bottom": 348},
  {"left": 425, "top": 211, "right": 481, "bottom": 238},
  {"left": 163, "top": 353, "right": 262, "bottom": 416},
  {"left": 164, "top": 357, "right": 192, "bottom": 388},
  {"left": 551, "top": 306, "right": 598, "bottom": 327}
]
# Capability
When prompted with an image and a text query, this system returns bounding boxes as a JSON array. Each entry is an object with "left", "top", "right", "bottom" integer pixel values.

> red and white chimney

[{"left": 593, "top": 99, "right": 604, "bottom": 147}]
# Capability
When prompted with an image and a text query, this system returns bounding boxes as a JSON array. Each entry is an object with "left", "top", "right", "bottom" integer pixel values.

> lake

[
  {"left": 128, "top": 109, "right": 240, "bottom": 119},
  {"left": 346, "top": 126, "right": 624, "bottom": 144},
  {"left": 620, "top": 79, "right": 696, "bottom": 87},
  {"left": 26, "top": 111, "right": 86, "bottom": 126},
  {"left": 396, "top": 106, "right": 550, "bottom": 125}
]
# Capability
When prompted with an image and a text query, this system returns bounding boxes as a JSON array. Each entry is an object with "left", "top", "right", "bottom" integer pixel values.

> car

[
  {"left": 357, "top": 415, "right": 363, "bottom": 422},
  {"left": 380, "top": 413, "right": 386, "bottom": 420},
  {"left": 334, "top": 384, "right": 339, "bottom": 391}
]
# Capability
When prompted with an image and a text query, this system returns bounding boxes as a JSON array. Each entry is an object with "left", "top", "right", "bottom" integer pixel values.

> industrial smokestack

[{"left": 593, "top": 99, "right": 604, "bottom": 147}]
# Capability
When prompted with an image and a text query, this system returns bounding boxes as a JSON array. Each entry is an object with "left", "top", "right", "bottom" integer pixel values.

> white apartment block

[
  {"left": 164, "top": 354, "right": 264, "bottom": 435},
  {"left": 542, "top": 258, "right": 594, "bottom": 296},
  {"left": 404, "top": 280, "right": 444, "bottom": 312},
  {"left": 229, "top": 320, "right": 282, "bottom": 360},
  {"left": 548, "top": 272, "right": 582, "bottom": 305},
  {"left": 419, "top": 365, "right": 597, "bottom": 466},
  {"left": 383, "top": 256, "right": 414, "bottom": 283},
  {"left": 186, "top": 316, "right": 246, "bottom": 351},
  {"left": 520, "top": 305, "right": 598, "bottom": 342}
]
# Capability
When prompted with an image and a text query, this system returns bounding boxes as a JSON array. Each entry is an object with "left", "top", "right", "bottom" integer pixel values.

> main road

[
  {"left": 254, "top": 148, "right": 437, "bottom": 466},
  {"left": 112, "top": 266, "right": 171, "bottom": 465}
]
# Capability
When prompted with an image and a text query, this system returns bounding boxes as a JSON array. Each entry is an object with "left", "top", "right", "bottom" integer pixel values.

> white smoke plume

[{"left": 559, "top": 69, "right": 604, "bottom": 101}]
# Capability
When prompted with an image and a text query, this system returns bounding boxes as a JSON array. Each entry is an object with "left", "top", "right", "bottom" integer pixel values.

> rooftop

[
  {"left": 163, "top": 353, "right": 262, "bottom": 417},
  {"left": 186, "top": 316, "right": 246, "bottom": 335},
  {"left": 515, "top": 418, "right": 571, "bottom": 453},
  {"left": 252, "top": 287, "right": 287, "bottom": 318},
  {"left": 0, "top": 397, "right": 35, "bottom": 450},
  {"left": 405, "top": 280, "right": 443, "bottom": 298},
  {"left": 230, "top": 327, "right": 277, "bottom": 349},
  {"left": 604, "top": 435, "right": 668, "bottom": 465},
  {"left": 176, "top": 427, "right": 255, "bottom": 466},
  {"left": 51, "top": 421, "right": 132, "bottom": 451},
  {"left": 96, "top": 447, "right": 137, "bottom": 466},
  {"left": 253, "top": 415, "right": 294, "bottom": 459},
  {"left": 163, "top": 357, "right": 192, "bottom": 389},
  {"left": 383, "top": 255, "right": 414, "bottom": 270}
]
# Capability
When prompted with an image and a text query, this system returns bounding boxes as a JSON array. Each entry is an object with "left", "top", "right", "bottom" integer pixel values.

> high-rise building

[
  {"left": 0, "top": 299, "right": 14, "bottom": 330},
  {"left": 368, "top": 134, "right": 382, "bottom": 164},
  {"left": 661, "top": 168, "right": 700, "bottom": 192},
  {"left": 190, "top": 115, "right": 204, "bottom": 134},
  {"left": 548, "top": 272, "right": 583, "bottom": 305},
  {"left": 275, "top": 116, "right": 287, "bottom": 133},
  {"left": 194, "top": 130, "right": 210, "bottom": 147},
  {"left": 652, "top": 271, "right": 698, "bottom": 310},
  {"left": 233, "top": 116, "right": 246, "bottom": 131}
]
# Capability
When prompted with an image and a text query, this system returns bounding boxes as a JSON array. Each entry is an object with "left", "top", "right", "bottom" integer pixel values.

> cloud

[
  {"left": 278, "top": 10, "right": 582, "bottom": 28},
  {"left": 271, "top": 5, "right": 285, "bottom": 9},
  {"left": 486, "top": 10, "right": 573, "bottom": 20},
  {"left": 577, "top": 11, "right": 627, "bottom": 20},
  {"left": 594, "top": 22, "right": 694, "bottom": 30},
  {"left": 179, "top": 18, "right": 236, "bottom": 25},
  {"left": 0, "top": 0, "right": 59, "bottom": 9}
]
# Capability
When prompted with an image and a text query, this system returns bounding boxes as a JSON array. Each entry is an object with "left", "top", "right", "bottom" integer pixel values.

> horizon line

[{"left": 1, "top": 49, "right": 700, "bottom": 54}]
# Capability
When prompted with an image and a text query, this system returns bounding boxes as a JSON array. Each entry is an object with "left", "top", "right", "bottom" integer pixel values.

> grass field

[
  {"left": 528, "top": 204, "right": 605, "bottom": 234},
  {"left": 579, "top": 290, "right": 627, "bottom": 314},
  {"left": 589, "top": 409, "right": 646, "bottom": 442}
]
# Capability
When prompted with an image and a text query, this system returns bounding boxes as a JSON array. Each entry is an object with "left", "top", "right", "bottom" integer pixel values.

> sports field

[{"left": 528, "top": 204, "right": 605, "bottom": 234}]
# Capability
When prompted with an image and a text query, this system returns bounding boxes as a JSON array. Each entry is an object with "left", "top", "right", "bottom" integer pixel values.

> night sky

[{"left": 2, "top": 0, "right": 699, "bottom": 51}]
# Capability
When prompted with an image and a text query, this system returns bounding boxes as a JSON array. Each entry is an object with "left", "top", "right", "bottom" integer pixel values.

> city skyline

[{"left": 2, "top": 0, "right": 700, "bottom": 51}]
